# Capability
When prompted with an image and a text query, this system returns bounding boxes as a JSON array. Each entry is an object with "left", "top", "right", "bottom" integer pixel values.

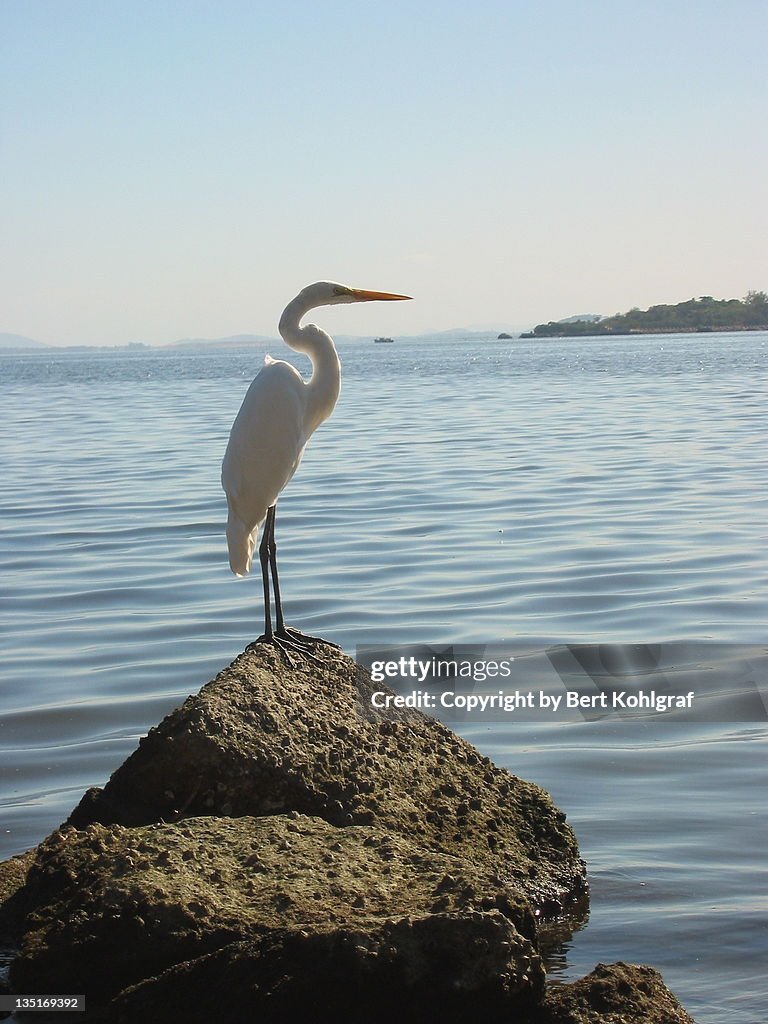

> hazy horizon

[
  {"left": 3, "top": 1, "right": 766, "bottom": 347},
  {"left": 0, "top": 323, "right": 531, "bottom": 350}
]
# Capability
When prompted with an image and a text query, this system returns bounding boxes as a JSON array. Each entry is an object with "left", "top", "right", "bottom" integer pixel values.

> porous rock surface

[
  {"left": 540, "top": 962, "right": 696, "bottom": 1023},
  {"left": 112, "top": 913, "right": 537, "bottom": 1023},
  {"left": 113, "top": 956, "right": 698, "bottom": 1024},
  {"left": 0, "top": 851, "right": 34, "bottom": 944},
  {"left": 11, "top": 814, "right": 539, "bottom": 1004},
  {"left": 68, "top": 644, "right": 587, "bottom": 911}
]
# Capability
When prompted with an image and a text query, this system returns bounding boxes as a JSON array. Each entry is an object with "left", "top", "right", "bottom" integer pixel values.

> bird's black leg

[
  {"left": 268, "top": 505, "right": 287, "bottom": 636},
  {"left": 269, "top": 508, "right": 340, "bottom": 651},
  {"left": 258, "top": 507, "right": 274, "bottom": 641},
  {"left": 267, "top": 509, "right": 320, "bottom": 659},
  {"left": 249, "top": 506, "right": 312, "bottom": 664},
  {"left": 250, "top": 506, "right": 337, "bottom": 660}
]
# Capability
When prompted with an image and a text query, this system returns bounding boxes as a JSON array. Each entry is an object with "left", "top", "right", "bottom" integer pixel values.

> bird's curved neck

[{"left": 278, "top": 294, "right": 341, "bottom": 436}]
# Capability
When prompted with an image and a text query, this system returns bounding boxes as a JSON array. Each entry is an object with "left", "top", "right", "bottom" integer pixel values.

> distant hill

[
  {"left": 558, "top": 314, "right": 602, "bottom": 324},
  {"left": 0, "top": 332, "right": 48, "bottom": 349},
  {"left": 522, "top": 292, "right": 768, "bottom": 338}
]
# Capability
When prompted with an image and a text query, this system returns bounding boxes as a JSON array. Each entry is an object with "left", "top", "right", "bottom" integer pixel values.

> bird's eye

[{"left": 332, "top": 287, "right": 344, "bottom": 296}]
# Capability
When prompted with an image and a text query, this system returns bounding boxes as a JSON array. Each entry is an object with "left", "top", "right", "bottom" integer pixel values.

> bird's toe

[
  {"left": 282, "top": 626, "right": 339, "bottom": 650},
  {"left": 248, "top": 631, "right": 321, "bottom": 665}
]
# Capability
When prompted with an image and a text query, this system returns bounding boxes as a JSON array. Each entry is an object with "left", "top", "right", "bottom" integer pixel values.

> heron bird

[{"left": 222, "top": 281, "right": 411, "bottom": 658}]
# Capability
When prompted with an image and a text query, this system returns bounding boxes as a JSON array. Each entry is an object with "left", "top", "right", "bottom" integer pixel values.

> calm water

[{"left": 1, "top": 333, "right": 767, "bottom": 1021}]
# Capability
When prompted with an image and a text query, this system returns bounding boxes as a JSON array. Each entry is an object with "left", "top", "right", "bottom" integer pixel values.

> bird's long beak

[{"left": 348, "top": 288, "right": 412, "bottom": 302}]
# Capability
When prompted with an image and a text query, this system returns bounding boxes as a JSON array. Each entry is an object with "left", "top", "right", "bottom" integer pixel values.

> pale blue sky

[{"left": 2, "top": 0, "right": 766, "bottom": 345}]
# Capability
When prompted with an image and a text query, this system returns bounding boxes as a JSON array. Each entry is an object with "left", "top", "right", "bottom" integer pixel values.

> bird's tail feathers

[{"left": 226, "top": 515, "right": 257, "bottom": 577}]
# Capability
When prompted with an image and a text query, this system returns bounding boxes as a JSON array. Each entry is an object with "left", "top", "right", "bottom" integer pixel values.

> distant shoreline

[
  {"left": 521, "top": 292, "right": 768, "bottom": 339},
  {"left": 520, "top": 324, "right": 768, "bottom": 339},
  {"left": 2, "top": 324, "right": 768, "bottom": 353}
]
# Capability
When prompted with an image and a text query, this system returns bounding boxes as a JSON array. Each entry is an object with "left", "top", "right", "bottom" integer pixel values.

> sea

[{"left": 1, "top": 331, "right": 766, "bottom": 1022}]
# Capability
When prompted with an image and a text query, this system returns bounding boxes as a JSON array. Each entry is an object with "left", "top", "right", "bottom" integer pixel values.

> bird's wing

[{"left": 221, "top": 360, "right": 308, "bottom": 534}]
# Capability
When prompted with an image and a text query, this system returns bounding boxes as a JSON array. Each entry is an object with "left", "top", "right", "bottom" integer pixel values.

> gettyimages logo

[{"left": 355, "top": 643, "right": 768, "bottom": 723}]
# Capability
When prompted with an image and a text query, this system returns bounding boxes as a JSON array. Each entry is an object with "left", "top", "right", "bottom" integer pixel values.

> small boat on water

[{"left": 374, "top": 336, "right": 395, "bottom": 343}]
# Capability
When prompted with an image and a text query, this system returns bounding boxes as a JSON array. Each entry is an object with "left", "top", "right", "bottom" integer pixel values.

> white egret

[{"left": 222, "top": 281, "right": 411, "bottom": 657}]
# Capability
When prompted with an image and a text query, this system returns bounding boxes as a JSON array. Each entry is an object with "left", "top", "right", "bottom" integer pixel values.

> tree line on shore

[{"left": 522, "top": 291, "right": 768, "bottom": 337}]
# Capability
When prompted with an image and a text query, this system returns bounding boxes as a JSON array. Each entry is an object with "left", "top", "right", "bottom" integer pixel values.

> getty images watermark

[{"left": 355, "top": 643, "right": 768, "bottom": 722}]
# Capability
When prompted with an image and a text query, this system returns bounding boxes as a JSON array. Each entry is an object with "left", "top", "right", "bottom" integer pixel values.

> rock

[
  {"left": 0, "top": 646, "right": 696, "bottom": 1023},
  {"left": 0, "top": 850, "right": 34, "bottom": 944},
  {"left": 11, "top": 814, "right": 540, "bottom": 1007},
  {"left": 540, "top": 962, "right": 696, "bottom": 1023},
  {"left": 112, "top": 912, "right": 540, "bottom": 1023},
  {"left": 68, "top": 645, "right": 586, "bottom": 912}
]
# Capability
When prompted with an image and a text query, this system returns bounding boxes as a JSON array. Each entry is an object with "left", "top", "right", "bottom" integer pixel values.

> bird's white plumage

[{"left": 222, "top": 359, "right": 308, "bottom": 575}]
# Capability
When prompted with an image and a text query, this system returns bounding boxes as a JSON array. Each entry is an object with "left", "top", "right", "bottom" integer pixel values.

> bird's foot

[
  {"left": 248, "top": 630, "right": 320, "bottom": 666},
  {"left": 281, "top": 626, "right": 340, "bottom": 650}
]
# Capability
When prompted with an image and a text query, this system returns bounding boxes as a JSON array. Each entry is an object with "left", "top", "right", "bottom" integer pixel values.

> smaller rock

[{"left": 540, "top": 962, "right": 696, "bottom": 1023}]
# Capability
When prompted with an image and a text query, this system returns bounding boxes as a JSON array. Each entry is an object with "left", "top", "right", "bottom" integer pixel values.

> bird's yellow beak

[{"left": 348, "top": 288, "right": 412, "bottom": 302}]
